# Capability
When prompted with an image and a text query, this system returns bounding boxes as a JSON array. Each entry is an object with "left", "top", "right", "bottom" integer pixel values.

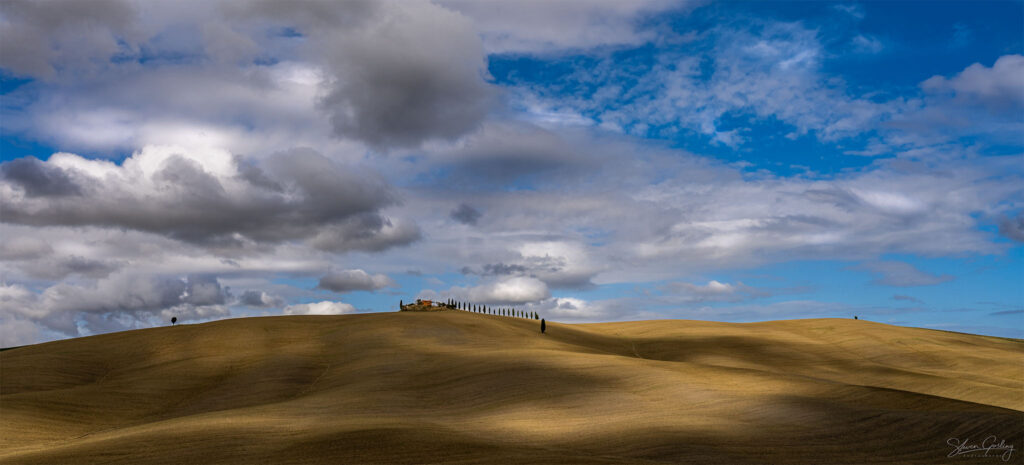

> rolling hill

[{"left": 1, "top": 312, "right": 1021, "bottom": 464}]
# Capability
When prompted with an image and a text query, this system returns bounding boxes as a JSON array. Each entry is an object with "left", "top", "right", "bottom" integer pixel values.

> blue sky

[{"left": 0, "top": 0, "right": 1021, "bottom": 345}]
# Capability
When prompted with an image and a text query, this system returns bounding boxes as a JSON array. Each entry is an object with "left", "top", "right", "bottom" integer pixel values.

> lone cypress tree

[
  {"left": 400, "top": 299, "right": 403, "bottom": 309},
  {"left": 541, "top": 318, "right": 546, "bottom": 334}
]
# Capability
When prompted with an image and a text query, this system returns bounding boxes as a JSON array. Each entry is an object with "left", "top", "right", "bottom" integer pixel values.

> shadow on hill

[{"left": 2, "top": 312, "right": 1022, "bottom": 465}]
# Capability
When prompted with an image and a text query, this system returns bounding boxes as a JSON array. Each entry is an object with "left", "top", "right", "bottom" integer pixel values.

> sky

[{"left": 0, "top": 0, "right": 1022, "bottom": 346}]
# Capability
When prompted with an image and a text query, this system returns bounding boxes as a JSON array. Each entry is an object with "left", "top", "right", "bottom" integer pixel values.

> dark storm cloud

[
  {"left": 231, "top": 0, "right": 494, "bottom": 148},
  {"left": 1, "top": 157, "right": 82, "bottom": 196},
  {"left": 450, "top": 203, "right": 482, "bottom": 225},
  {"left": 0, "top": 148, "right": 418, "bottom": 252},
  {"left": 316, "top": 1, "right": 495, "bottom": 148}
]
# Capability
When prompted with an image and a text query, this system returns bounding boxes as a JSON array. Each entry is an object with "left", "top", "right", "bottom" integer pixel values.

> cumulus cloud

[
  {"left": 237, "top": 290, "right": 284, "bottom": 308},
  {"left": 312, "top": 0, "right": 494, "bottom": 148},
  {"left": 317, "top": 269, "right": 396, "bottom": 293},
  {"left": 921, "top": 54, "right": 1024, "bottom": 112},
  {"left": 0, "top": 146, "right": 417, "bottom": 252},
  {"left": 519, "top": 296, "right": 652, "bottom": 323},
  {"left": 421, "top": 276, "right": 550, "bottom": 305},
  {"left": 456, "top": 240, "right": 602, "bottom": 289},
  {"left": 854, "top": 261, "right": 954, "bottom": 287},
  {"left": 283, "top": 300, "right": 357, "bottom": 315},
  {"left": 0, "top": 273, "right": 231, "bottom": 337},
  {"left": 307, "top": 214, "right": 421, "bottom": 253},
  {"left": 2, "top": 0, "right": 494, "bottom": 152},
  {"left": 1, "top": 157, "right": 83, "bottom": 196}
]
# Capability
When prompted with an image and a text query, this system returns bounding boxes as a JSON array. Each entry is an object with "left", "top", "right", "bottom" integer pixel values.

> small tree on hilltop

[{"left": 171, "top": 316, "right": 177, "bottom": 325}]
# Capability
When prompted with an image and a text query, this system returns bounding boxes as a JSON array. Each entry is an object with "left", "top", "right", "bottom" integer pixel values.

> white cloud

[
  {"left": 317, "top": 269, "right": 397, "bottom": 293},
  {"left": 421, "top": 276, "right": 550, "bottom": 305},
  {"left": 522, "top": 296, "right": 658, "bottom": 323},
  {"left": 283, "top": 301, "right": 356, "bottom": 315},
  {"left": 851, "top": 34, "right": 883, "bottom": 54},
  {"left": 921, "top": 54, "right": 1024, "bottom": 111},
  {"left": 663, "top": 280, "right": 769, "bottom": 303},
  {"left": 0, "top": 236, "right": 53, "bottom": 260},
  {"left": 0, "top": 273, "right": 231, "bottom": 337},
  {"left": 511, "top": 19, "right": 899, "bottom": 147},
  {"left": 0, "top": 146, "right": 416, "bottom": 252},
  {"left": 237, "top": 290, "right": 284, "bottom": 308},
  {"left": 441, "top": 0, "right": 696, "bottom": 54}
]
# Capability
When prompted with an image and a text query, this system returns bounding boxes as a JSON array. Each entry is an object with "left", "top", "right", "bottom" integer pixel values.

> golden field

[{"left": 1, "top": 311, "right": 1021, "bottom": 464}]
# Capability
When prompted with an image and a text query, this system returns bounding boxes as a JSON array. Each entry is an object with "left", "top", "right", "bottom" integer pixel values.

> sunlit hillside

[{"left": 2, "top": 312, "right": 1021, "bottom": 464}]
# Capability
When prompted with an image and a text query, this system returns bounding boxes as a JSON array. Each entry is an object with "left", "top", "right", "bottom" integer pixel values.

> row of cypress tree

[
  {"left": 402, "top": 298, "right": 541, "bottom": 320},
  {"left": 451, "top": 298, "right": 539, "bottom": 320}
]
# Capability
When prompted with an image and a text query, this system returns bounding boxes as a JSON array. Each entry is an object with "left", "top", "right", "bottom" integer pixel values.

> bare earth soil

[{"left": 1, "top": 312, "right": 1021, "bottom": 464}]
